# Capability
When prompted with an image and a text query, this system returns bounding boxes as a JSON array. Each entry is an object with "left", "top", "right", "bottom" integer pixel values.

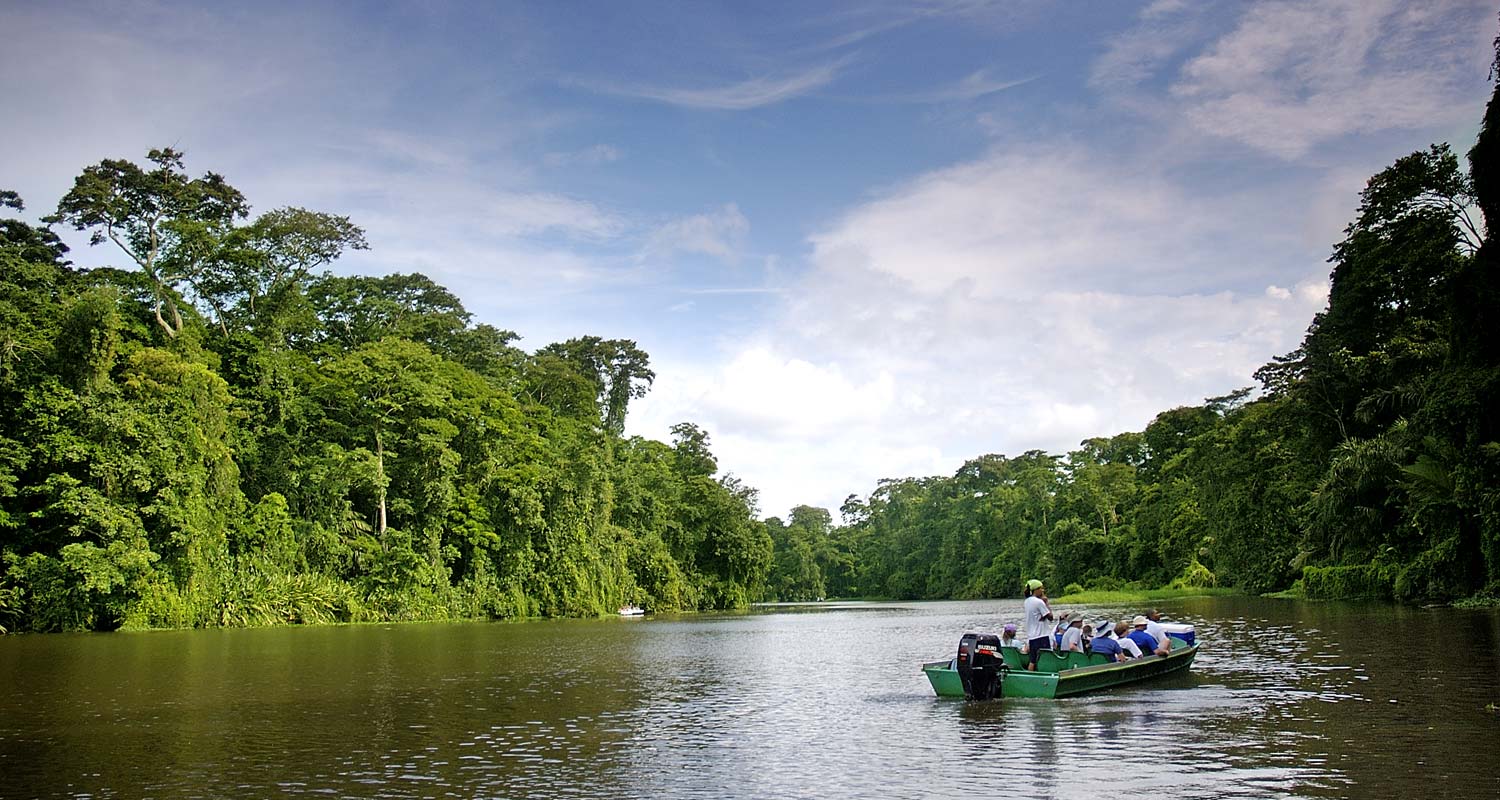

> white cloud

[
  {"left": 543, "top": 144, "right": 622, "bottom": 168},
  {"left": 1168, "top": 0, "right": 1494, "bottom": 158},
  {"left": 644, "top": 204, "right": 751, "bottom": 265},
  {"left": 805, "top": 145, "right": 1281, "bottom": 297},
  {"left": 884, "top": 69, "right": 1039, "bottom": 103},
  {"left": 587, "top": 58, "right": 852, "bottom": 110},
  {"left": 632, "top": 144, "right": 1334, "bottom": 514},
  {"left": 1090, "top": 14, "right": 1203, "bottom": 90},
  {"left": 629, "top": 347, "right": 941, "bottom": 518}
]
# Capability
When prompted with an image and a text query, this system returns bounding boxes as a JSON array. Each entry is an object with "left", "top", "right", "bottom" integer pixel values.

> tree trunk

[
  {"left": 375, "top": 424, "right": 388, "bottom": 546},
  {"left": 152, "top": 297, "right": 178, "bottom": 338}
]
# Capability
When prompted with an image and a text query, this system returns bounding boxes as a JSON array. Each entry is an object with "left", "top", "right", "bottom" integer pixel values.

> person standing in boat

[{"left": 1022, "top": 579, "right": 1065, "bottom": 670}]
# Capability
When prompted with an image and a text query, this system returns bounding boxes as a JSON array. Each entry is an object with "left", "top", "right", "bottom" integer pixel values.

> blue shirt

[
  {"left": 1089, "top": 636, "right": 1122, "bottom": 662},
  {"left": 1126, "top": 629, "right": 1159, "bottom": 654}
]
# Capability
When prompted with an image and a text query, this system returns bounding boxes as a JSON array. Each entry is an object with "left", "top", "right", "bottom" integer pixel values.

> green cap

[{"left": 1025, "top": 579, "right": 1044, "bottom": 591}]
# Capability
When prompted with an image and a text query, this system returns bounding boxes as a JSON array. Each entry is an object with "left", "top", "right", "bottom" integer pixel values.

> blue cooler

[{"left": 1161, "top": 622, "right": 1195, "bottom": 646}]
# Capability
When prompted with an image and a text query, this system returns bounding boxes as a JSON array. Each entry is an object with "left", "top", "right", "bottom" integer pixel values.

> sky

[{"left": 3, "top": 0, "right": 1496, "bottom": 520}]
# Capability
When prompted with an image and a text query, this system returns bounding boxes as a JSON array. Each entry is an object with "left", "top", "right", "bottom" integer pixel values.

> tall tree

[
  {"left": 47, "top": 148, "right": 248, "bottom": 338},
  {"left": 539, "top": 337, "right": 655, "bottom": 434}
]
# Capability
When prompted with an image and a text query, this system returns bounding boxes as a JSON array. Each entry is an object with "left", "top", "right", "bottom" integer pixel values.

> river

[{"left": 1, "top": 596, "right": 1497, "bottom": 799}]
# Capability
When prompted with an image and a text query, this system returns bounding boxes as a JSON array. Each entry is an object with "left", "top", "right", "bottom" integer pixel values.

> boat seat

[
  {"left": 1035, "top": 651, "right": 1092, "bottom": 671},
  {"left": 998, "top": 646, "right": 1119, "bottom": 672}
]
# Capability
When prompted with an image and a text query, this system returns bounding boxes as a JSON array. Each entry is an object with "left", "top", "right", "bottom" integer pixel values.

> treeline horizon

[{"left": 5, "top": 61, "right": 1500, "bottom": 634}]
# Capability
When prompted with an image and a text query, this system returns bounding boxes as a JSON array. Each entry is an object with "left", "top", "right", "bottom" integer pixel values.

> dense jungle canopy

[{"left": 3, "top": 67, "right": 1499, "bottom": 633}]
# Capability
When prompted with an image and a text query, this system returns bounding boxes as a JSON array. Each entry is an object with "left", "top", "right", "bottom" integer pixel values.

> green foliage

[
  {"left": 0, "top": 148, "right": 766, "bottom": 633},
  {"left": 1170, "top": 559, "right": 1217, "bottom": 589},
  {"left": 46, "top": 148, "right": 249, "bottom": 339},
  {"left": 1052, "top": 587, "right": 1236, "bottom": 604},
  {"left": 1303, "top": 564, "right": 1397, "bottom": 600}
]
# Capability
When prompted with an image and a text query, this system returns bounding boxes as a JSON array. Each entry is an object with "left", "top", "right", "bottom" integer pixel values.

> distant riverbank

[{"left": 1051, "top": 587, "right": 1239, "bottom": 605}]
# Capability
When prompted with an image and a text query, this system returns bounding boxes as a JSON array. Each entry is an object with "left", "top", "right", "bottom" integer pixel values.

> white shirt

[
  {"left": 1145, "top": 620, "right": 1168, "bottom": 652},
  {"left": 1059, "top": 626, "right": 1083, "bottom": 651},
  {"left": 999, "top": 635, "right": 1021, "bottom": 649},
  {"left": 1117, "top": 636, "right": 1142, "bottom": 658},
  {"left": 1023, "top": 595, "right": 1053, "bottom": 642}
]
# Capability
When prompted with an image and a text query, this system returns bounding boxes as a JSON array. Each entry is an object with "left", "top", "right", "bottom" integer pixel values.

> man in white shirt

[
  {"left": 1022, "top": 579, "right": 1066, "bottom": 670},
  {"left": 1145, "top": 610, "right": 1171, "bottom": 653}
]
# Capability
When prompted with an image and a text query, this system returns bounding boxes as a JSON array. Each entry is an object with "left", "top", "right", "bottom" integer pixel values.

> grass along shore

[{"left": 1050, "top": 587, "right": 1239, "bottom": 605}]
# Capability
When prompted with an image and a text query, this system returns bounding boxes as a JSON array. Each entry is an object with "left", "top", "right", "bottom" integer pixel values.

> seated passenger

[
  {"left": 1111, "top": 623, "right": 1142, "bottom": 658},
  {"left": 1128, "top": 615, "right": 1170, "bottom": 656},
  {"left": 999, "top": 623, "right": 1022, "bottom": 649},
  {"left": 1144, "top": 609, "right": 1170, "bottom": 650},
  {"left": 1059, "top": 617, "right": 1085, "bottom": 652},
  {"left": 1088, "top": 627, "right": 1123, "bottom": 662}
]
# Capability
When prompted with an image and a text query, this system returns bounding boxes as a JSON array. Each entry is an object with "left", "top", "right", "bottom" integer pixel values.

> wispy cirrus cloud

[
  {"left": 582, "top": 57, "right": 853, "bottom": 110},
  {"left": 874, "top": 69, "right": 1038, "bottom": 103},
  {"left": 543, "top": 144, "right": 621, "bottom": 168},
  {"left": 643, "top": 204, "right": 750, "bottom": 265}
]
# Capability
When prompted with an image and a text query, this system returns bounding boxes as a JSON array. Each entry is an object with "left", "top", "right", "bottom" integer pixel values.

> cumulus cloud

[
  {"left": 1168, "top": 0, "right": 1493, "bottom": 158},
  {"left": 629, "top": 346, "right": 944, "bottom": 518},
  {"left": 804, "top": 145, "right": 1296, "bottom": 297},
  {"left": 632, "top": 145, "right": 1333, "bottom": 514}
]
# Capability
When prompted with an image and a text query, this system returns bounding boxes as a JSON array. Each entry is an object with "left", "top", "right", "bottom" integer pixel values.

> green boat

[{"left": 922, "top": 637, "right": 1199, "bottom": 699}]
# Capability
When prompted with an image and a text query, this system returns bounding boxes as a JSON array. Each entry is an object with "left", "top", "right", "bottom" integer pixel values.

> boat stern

[{"left": 921, "top": 660, "right": 966, "bottom": 698}]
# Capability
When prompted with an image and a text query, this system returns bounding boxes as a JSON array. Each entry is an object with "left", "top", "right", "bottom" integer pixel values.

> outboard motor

[{"left": 956, "top": 633, "right": 1006, "bottom": 701}]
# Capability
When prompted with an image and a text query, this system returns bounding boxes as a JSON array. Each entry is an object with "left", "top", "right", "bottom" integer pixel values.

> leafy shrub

[
  {"left": 1084, "top": 575, "right": 1124, "bottom": 591},
  {"left": 1393, "top": 538, "right": 1466, "bottom": 602},
  {"left": 1169, "top": 559, "right": 1217, "bottom": 589},
  {"left": 1302, "top": 563, "right": 1397, "bottom": 600}
]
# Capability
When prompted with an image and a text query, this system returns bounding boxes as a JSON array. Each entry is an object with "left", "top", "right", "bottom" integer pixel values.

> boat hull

[{"left": 922, "top": 641, "right": 1198, "bottom": 699}]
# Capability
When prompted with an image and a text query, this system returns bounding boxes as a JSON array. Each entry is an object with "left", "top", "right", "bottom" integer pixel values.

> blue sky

[{"left": 3, "top": 0, "right": 1496, "bottom": 518}]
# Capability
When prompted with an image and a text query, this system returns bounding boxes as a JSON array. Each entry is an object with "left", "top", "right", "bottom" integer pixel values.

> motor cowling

[{"left": 956, "top": 633, "right": 1006, "bottom": 701}]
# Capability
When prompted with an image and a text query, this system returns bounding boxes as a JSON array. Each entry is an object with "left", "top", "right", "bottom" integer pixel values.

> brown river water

[{"left": 1, "top": 596, "right": 1497, "bottom": 799}]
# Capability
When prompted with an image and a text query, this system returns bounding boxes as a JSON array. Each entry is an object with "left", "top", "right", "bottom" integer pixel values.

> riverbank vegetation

[
  {"left": 0, "top": 153, "right": 773, "bottom": 632},
  {"left": 1050, "top": 588, "right": 1239, "bottom": 606}
]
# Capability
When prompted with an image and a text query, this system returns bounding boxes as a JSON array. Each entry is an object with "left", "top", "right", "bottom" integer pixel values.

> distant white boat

[{"left": 618, "top": 605, "right": 646, "bottom": 616}]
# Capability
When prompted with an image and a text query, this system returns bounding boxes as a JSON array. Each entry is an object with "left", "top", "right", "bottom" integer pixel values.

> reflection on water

[{"left": 1, "top": 597, "right": 1497, "bottom": 799}]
